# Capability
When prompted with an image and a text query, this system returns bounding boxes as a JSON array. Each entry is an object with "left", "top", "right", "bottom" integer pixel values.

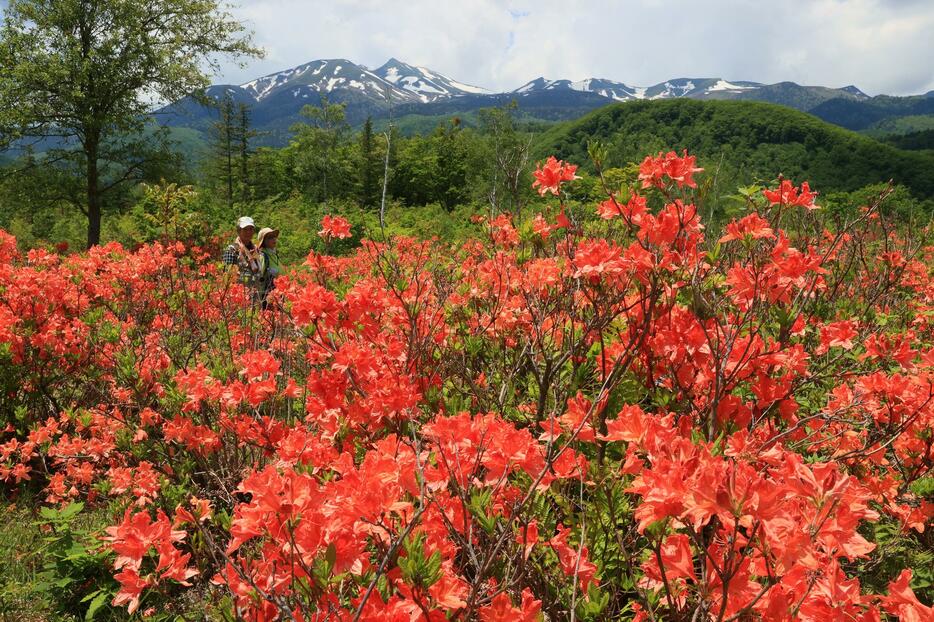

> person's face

[
  {"left": 264, "top": 235, "right": 278, "bottom": 249},
  {"left": 238, "top": 226, "right": 255, "bottom": 243}
]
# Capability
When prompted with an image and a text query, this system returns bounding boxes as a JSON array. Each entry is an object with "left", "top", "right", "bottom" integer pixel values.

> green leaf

[
  {"left": 737, "top": 184, "right": 762, "bottom": 197},
  {"left": 910, "top": 476, "right": 934, "bottom": 497},
  {"left": 85, "top": 590, "right": 110, "bottom": 621}
]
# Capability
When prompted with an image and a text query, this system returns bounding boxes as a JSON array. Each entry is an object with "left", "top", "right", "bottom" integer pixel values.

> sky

[{"left": 219, "top": 0, "right": 934, "bottom": 96}]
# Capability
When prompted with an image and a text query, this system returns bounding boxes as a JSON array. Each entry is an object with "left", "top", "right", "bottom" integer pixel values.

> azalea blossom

[
  {"left": 638, "top": 149, "right": 703, "bottom": 189},
  {"left": 318, "top": 214, "right": 352, "bottom": 239},
  {"left": 717, "top": 213, "right": 774, "bottom": 243},
  {"left": 763, "top": 179, "right": 819, "bottom": 210},
  {"left": 531, "top": 155, "right": 579, "bottom": 196}
]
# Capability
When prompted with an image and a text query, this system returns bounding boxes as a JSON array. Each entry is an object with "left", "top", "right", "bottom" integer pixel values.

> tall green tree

[
  {"left": 391, "top": 120, "right": 471, "bottom": 210},
  {"left": 236, "top": 102, "right": 256, "bottom": 203},
  {"left": 289, "top": 97, "right": 351, "bottom": 203},
  {"left": 206, "top": 94, "right": 256, "bottom": 210},
  {"left": 479, "top": 103, "right": 532, "bottom": 217},
  {"left": 358, "top": 116, "right": 381, "bottom": 209},
  {"left": 210, "top": 93, "right": 237, "bottom": 211},
  {"left": 248, "top": 146, "right": 293, "bottom": 200},
  {"left": 0, "top": 0, "right": 262, "bottom": 247},
  {"left": 433, "top": 119, "right": 470, "bottom": 210}
]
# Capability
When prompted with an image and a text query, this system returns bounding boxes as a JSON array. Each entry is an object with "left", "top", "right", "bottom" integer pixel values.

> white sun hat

[{"left": 237, "top": 216, "right": 256, "bottom": 229}]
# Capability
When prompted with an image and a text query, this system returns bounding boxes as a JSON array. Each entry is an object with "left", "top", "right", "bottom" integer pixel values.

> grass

[{"left": 0, "top": 501, "right": 61, "bottom": 621}]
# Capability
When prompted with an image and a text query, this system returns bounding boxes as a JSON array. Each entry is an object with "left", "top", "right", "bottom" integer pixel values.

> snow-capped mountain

[
  {"left": 571, "top": 78, "right": 645, "bottom": 101},
  {"left": 514, "top": 78, "right": 572, "bottom": 93},
  {"left": 514, "top": 76, "right": 767, "bottom": 101},
  {"left": 159, "top": 56, "right": 891, "bottom": 146},
  {"left": 645, "top": 78, "right": 762, "bottom": 99},
  {"left": 217, "top": 57, "right": 874, "bottom": 110},
  {"left": 233, "top": 57, "right": 489, "bottom": 106},
  {"left": 372, "top": 58, "right": 488, "bottom": 102},
  {"left": 840, "top": 85, "right": 870, "bottom": 99},
  {"left": 514, "top": 77, "right": 643, "bottom": 101},
  {"left": 239, "top": 58, "right": 420, "bottom": 104}
]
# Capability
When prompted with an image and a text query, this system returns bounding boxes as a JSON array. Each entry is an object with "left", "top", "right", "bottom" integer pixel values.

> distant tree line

[{"left": 217, "top": 98, "right": 535, "bottom": 215}]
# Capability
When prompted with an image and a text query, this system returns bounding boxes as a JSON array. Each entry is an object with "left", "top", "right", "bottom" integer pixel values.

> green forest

[{"left": 3, "top": 96, "right": 934, "bottom": 264}]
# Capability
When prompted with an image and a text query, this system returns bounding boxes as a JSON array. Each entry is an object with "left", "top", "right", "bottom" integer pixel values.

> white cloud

[{"left": 217, "top": 0, "right": 934, "bottom": 95}]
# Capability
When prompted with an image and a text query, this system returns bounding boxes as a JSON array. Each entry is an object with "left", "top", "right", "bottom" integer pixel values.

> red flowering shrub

[
  {"left": 1, "top": 152, "right": 932, "bottom": 620},
  {"left": 319, "top": 214, "right": 353, "bottom": 240}
]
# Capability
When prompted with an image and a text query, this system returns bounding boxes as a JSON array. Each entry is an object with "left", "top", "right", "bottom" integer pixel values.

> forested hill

[{"left": 536, "top": 99, "right": 934, "bottom": 199}]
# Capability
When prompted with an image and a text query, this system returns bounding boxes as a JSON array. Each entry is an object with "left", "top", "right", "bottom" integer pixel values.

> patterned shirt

[
  {"left": 223, "top": 240, "right": 261, "bottom": 286},
  {"left": 222, "top": 244, "right": 239, "bottom": 266}
]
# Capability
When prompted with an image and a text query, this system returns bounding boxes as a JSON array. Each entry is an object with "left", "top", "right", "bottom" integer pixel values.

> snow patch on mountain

[
  {"left": 840, "top": 85, "right": 870, "bottom": 99},
  {"left": 650, "top": 80, "right": 697, "bottom": 99},
  {"left": 708, "top": 79, "right": 756, "bottom": 92},
  {"left": 443, "top": 78, "right": 488, "bottom": 95},
  {"left": 373, "top": 58, "right": 489, "bottom": 102},
  {"left": 514, "top": 78, "right": 546, "bottom": 93}
]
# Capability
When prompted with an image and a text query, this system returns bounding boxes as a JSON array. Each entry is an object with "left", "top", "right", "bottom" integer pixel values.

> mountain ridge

[
  {"left": 224, "top": 57, "right": 881, "bottom": 105},
  {"left": 157, "top": 57, "right": 930, "bottom": 146}
]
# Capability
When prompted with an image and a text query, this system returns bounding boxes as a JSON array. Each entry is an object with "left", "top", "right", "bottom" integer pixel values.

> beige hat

[{"left": 257, "top": 227, "right": 279, "bottom": 247}]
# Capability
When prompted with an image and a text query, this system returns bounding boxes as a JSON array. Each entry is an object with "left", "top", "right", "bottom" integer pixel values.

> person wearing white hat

[{"left": 222, "top": 216, "right": 262, "bottom": 292}]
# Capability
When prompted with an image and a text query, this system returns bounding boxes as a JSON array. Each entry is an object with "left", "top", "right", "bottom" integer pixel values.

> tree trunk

[
  {"left": 86, "top": 140, "right": 101, "bottom": 248},
  {"left": 226, "top": 145, "right": 233, "bottom": 210},
  {"left": 239, "top": 104, "right": 250, "bottom": 203}
]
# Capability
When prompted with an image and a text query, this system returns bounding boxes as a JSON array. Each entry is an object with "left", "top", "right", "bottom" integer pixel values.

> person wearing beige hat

[{"left": 257, "top": 227, "right": 280, "bottom": 309}]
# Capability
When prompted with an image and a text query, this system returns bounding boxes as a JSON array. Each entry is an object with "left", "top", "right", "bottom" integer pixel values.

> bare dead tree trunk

[{"left": 379, "top": 86, "right": 393, "bottom": 238}]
